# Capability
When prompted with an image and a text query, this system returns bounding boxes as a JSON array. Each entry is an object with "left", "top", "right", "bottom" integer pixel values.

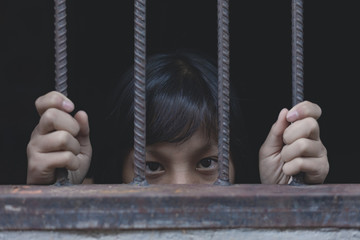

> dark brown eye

[
  {"left": 197, "top": 158, "right": 218, "bottom": 169},
  {"left": 146, "top": 162, "right": 163, "bottom": 172}
]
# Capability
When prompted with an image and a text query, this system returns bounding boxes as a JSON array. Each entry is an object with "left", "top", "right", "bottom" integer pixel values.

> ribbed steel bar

[
  {"left": 215, "top": 0, "right": 230, "bottom": 185},
  {"left": 53, "top": 0, "right": 71, "bottom": 186},
  {"left": 290, "top": 0, "right": 305, "bottom": 186},
  {"left": 132, "top": 0, "right": 148, "bottom": 185}
]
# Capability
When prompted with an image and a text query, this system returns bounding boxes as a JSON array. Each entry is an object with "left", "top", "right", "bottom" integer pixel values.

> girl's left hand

[{"left": 259, "top": 101, "right": 329, "bottom": 184}]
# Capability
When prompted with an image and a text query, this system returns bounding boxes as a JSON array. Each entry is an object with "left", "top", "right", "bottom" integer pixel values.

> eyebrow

[
  {"left": 146, "top": 141, "right": 217, "bottom": 162},
  {"left": 192, "top": 142, "right": 218, "bottom": 158}
]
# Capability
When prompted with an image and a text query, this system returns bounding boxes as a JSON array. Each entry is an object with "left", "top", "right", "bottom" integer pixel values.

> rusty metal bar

[
  {"left": 1, "top": 184, "right": 360, "bottom": 230},
  {"left": 53, "top": 0, "right": 71, "bottom": 186},
  {"left": 215, "top": 0, "right": 230, "bottom": 186},
  {"left": 132, "top": 0, "right": 148, "bottom": 185},
  {"left": 290, "top": 0, "right": 305, "bottom": 186},
  {"left": 292, "top": 0, "right": 304, "bottom": 106}
]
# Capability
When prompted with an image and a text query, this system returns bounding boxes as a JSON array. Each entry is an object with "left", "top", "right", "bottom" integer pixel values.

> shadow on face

[{"left": 122, "top": 129, "right": 235, "bottom": 184}]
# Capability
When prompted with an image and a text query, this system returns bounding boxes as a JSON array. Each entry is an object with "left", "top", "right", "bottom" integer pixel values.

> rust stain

[
  {"left": 10, "top": 186, "right": 42, "bottom": 194},
  {"left": 11, "top": 188, "right": 20, "bottom": 194},
  {"left": 17, "top": 190, "right": 43, "bottom": 195}
]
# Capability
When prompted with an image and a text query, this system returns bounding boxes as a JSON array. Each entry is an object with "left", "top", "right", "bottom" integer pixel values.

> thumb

[{"left": 260, "top": 108, "right": 290, "bottom": 158}]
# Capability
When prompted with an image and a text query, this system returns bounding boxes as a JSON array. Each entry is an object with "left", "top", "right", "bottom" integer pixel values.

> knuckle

[
  {"left": 73, "top": 159, "right": 80, "bottom": 170},
  {"left": 282, "top": 162, "right": 292, "bottom": 175},
  {"left": 282, "top": 132, "right": 289, "bottom": 145},
  {"left": 283, "top": 157, "right": 303, "bottom": 176},
  {"left": 323, "top": 160, "right": 330, "bottom": 175},
  {"left": 319, "top": 155, "right": 329, "bottom": 172},
  {"left": 57, "top": 131, "right": 71, "bottom": 148},
  {"left": 298, "top": 101, "right": 311, "bottom": 116},
  {"left": 296, "top": 157, "right": 304, "bottom": 169},
  {"left": 35, "top": 96, "right": 42, "bottom": 109},
  {"left": 42, "top": 108, "right": 57, "bottom": 123},
  {"left": 318, "top": 106, "right": 322, "bottom": 117},
  {"left": 73, "top": 122, "right": 81, "bottom": 136},
  {"left": 295, "top": 138, "right": 308, "bottom": 153},
  {"left": 305, "top": 117, "right": 319, "bottom": 132},
  {"left": 282, "top": 128, "right": 292, "bottom": 145},
  {"left": 26, "top": 140, "right": 42, "bottom": 161},
  {"left": 321, "top": 144, "right": 328, "bottom": 156},
  {"left": 63, "top": 151, "right": 74, "bottom": 163},
  {"left": 312, "top": 102, "right": 322, "bottom": 114},
  {"left": 35, "top": 91, "right": 62, "bottom": 112},
  {"left": 63, "top": 152, "right": 79, "bottom": 170},
  {"left": 302, "top": 101, "right": 322, "bottom": 117},
  {"left": 26, "top": 142, "right": 35, "bottom": 157},
  {"left": 48, "top": 91, "right": 63, "bottom": 106}
]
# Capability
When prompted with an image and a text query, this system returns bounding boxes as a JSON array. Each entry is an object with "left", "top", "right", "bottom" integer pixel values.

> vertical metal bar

[
  {"left": 53, "top": 0, "right": 71, "bottom": 186},
  {"left": 215, "top": 0, "right": 231, "bottom": 186},
  {"left": 54, "top": 0, "right": 68, "bottom": 97},
  {"left": 289, "top": 0, "right": 305, "bottom": 186},
  {"left": 132, "top": 0, "right": 148, "bottom": 185}
]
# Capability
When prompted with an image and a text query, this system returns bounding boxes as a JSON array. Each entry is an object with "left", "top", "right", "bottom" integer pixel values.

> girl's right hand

[{"left": 26, "top": 91, "right": 92, "bottom": 184}]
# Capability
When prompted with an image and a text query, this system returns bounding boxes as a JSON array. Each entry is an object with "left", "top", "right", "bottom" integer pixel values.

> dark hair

[{"left": 93, "top": 50, "right": 247, "bottom": 183}]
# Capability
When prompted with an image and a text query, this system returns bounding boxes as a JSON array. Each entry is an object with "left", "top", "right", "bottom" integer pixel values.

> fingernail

[
  {"left": 287, "top": 110, "right": 298, "bottom": 122},
  {"left": 62, "top": 100, "right": 74, "bottom": 111}
]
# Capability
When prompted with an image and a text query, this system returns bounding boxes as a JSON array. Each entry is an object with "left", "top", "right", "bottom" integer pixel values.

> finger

[
  {"left": 38, "top": 151, "right": 81, "bottom": 171},
  {"left": 283, "top": 117, "right": 320, "bottom": 144},
  {"left": 74, "top": 110, "right": 92, "bottom": 159},
  {"left": 281, "top": 139, "right": 327, "bottom": 163},
  {"left": 259, "top": 108, "right": 289, "bottom": 157},
  {"left": 74, "top": 111, "right": 92, "bottom": 156},
  {"left": 35, "top": 91, "right": 74, "bottom": 116},
  {"left": 38, "top": 108, "right": 80, "bottom": 136},
  {"left": 31, "top": 130, "right": 81, "bottom": 155},
  {"left": 286, "top": 100, "right": 322, "bottom": 122},
  {"left": 74, "top": 111, "right": 90, "bottom": 143},
  {"left": 282, "top": 157, "right": 329, "bottom": 184},
  {"left": 71, "top": 111, "right": 92, "bottom": 182}
]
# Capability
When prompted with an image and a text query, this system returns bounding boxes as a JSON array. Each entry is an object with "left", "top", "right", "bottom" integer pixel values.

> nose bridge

[{"left": 169, "top": 168, "right": 195, "bottom": 184}]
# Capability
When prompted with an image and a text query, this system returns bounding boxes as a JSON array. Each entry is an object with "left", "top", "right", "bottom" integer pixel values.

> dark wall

[{"left": 0, "top": 0, "right": 359, "bottom": 184}]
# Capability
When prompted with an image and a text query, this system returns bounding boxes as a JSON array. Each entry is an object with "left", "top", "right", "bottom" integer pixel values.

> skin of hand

[
  {"left": 26, "top": 91, "right": 92, "bottom": 184},
  {"left": 259, "top": 101, "right": 329, "bottom": 184}
]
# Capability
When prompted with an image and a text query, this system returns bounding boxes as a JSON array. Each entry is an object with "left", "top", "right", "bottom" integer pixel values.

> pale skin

[
  {"left": 26, "top": 91, "right": 329, "bottom": 185},
  {"left": 122, "top": 129, "right": 236, "bottom": 184}
]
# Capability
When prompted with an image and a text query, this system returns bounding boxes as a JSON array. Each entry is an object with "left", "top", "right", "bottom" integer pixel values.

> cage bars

[
  {"left": 215, "top": 0, "right": 231, "bottom": 185},
  {"left": 53, "top": 0, "right": 71, "bottom": 186},
  {"left": 53, "top": 0, "right": 306, "bottom": 186},
  {"left": 290, "top": 0, "right": 305, "bottom": 185},
  {"left": 132, "top": 0, "right": 148, "bottom": 185}
]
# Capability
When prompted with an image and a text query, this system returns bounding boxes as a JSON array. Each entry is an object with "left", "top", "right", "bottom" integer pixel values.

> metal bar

[
  {"left": 215, "top": 0, "right": 230, "bottom": 186},
  {"left": 132, "top": 0, "right": 148, "bottom": 185},
  {"left": 290, "top": 0, "right": 305, "bottom": 186},
  {"left": 292, "top": 0, "right": 304, "bottom": 106},
  {"left": 1, "top": 184, "right": 360, "bottom": 230},
  {"left": 53, "top": 0, "right": 71, "bottom": 186}
]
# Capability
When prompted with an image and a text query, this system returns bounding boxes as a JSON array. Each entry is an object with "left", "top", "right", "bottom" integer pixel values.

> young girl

[{"left": 26, "top": 51, "right": 329, "bottom": 185}]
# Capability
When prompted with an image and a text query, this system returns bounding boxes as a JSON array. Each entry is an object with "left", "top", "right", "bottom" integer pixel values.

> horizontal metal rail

[{"left": 1, "top": 184, "right": 360, "bottom": 230}]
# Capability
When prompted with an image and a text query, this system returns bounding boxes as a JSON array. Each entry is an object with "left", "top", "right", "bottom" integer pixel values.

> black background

[{"left": 0, "top": 0, "right": 359, "bottom": 184}]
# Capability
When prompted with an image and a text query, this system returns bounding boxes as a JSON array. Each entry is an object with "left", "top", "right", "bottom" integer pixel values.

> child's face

[{"left": 122, "top": 129, "right": 235, "bottom": 184}]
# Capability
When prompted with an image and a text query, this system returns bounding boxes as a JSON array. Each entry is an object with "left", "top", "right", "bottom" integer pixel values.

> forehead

[{"left": 146, "top": 128, "right": 217, "bottom": 156}]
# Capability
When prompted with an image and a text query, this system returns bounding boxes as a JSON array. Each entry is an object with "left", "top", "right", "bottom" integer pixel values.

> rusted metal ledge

[{"left": 1, "top": 184, "right": 360, "bottom": 230}]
